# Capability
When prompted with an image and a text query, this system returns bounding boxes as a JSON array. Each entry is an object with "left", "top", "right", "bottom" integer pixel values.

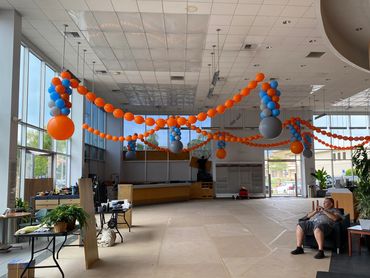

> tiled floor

[{"left": 30, "top": 198, "right": 331, "bottom": 277}]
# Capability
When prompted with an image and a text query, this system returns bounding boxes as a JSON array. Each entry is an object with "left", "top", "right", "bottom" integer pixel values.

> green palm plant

[
  {"left": 311, "top": 168, "right": 330, "bottom": 190},
  {"left": 352, "top": 146, "right": 370, "bottom": 219}
]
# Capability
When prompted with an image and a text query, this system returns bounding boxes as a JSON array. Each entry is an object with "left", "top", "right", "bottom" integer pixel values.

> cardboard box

[{"left": 8, "top": 259, "right": 35, "bottom": 278}]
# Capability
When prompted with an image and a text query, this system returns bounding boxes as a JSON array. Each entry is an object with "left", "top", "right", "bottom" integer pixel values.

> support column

[
  {"left": 105, "top": 113, "right": 122, "bottom": 181},
  {"left": 0, "top": 10, "right": 21, "bottom": 211}
]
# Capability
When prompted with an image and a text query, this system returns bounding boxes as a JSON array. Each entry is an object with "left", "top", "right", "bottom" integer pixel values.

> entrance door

[{"left": 265, "top": 150, "right": 302, "bottom": 197}]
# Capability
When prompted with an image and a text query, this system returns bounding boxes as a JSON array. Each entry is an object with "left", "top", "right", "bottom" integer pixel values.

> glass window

[
  {"left": 313, "top": 114, "right": 329, "bottom": 128},
  {"left": 84, "top": 98, "right": 91, "bottom": 145},
  {"left": 98, "top": 108, "right": 105, "bottom": 148},
  {"left": 313, "top": 129, "right": 331, "bottom": 149},
  {"left": 55, "top": 155, "right": 68, "bottom": 189},
  {"left": 18, "top": 46, "right": 24, "bottom": 120},
  {"left": 43, "top": 132, "right": 53, "bottom": 151},
  {"left": 330, "top": 115, "right": 348, "bottom": 128},
  {"left": 27, "top": 52, "right": 42, "bottom": 127},
  {"left": 123, "top": 114, "right": 146, "bottom": 147},
  {"left": 148, "top": 115, "right": 167, "bottom": 148},
  {"left": 350, "top": 115, "right": 368, "bottom": 128},
  {"left": 44, "top": 66, "right": 55, "bottom": 127},
  {"left": 26, "top": 127, "right": 39, "bottom": 148},
  {"left": 56, "top": 140, "right": 67, "bottom": 154}
]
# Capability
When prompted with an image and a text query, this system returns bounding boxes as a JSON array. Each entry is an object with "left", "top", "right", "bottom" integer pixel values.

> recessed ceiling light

[
  {"left": 325, "top": 78, "right": 331, "bottom": 81},
  {"left": 282, "top": 20, "right": 291, "bottom": 24},
  {"left": 112, "top": 89, "right": 121, "bottom": 92},
  {"left": 308, "top": 39, "right": 316, "bottom": 43},
  {"left": 253, "top": 64, "right": 260, "bottom": 67},
  {"left": 244, "top": 78, "right": 249, "bottom": 80},
  {"left": 300, "top": 64, "right": 306, "bottom": 67},
  {"left": 310, "top": 85, "right": 324, "bottom": 95},
  {"left": 186, "top": 5, "right": 198, "bottom": 13},
  {"left": 343, "top": 65, "right": 348, "bottom": 68},
  {"left": 265, "top": 45, "right": 272, "bottom": 49},
  {"left": 286, "top": 78, "right": 291, "bottom": 80},
  {"left": 355, "top": 27, "right": 363, "bottom": 31}
]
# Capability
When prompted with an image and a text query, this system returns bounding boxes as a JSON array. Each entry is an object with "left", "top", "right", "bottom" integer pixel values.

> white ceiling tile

[
  {"left": 113, "top": 48, "right": 134, "bottom": 59},
  {"left": 209, "top": 15, "right": 233, "bottom": 26},
  {"left": 150, "top": 49, "right": 168, "bottom": 59},
  {"left": 146, "top": 33, "right": 167, "bottom": 48},
  {"left": 117, "top": 13, "right": 144, "bottom": 33},
  {"left": 231, "top": 15, "right": 255, "bottom": 26},
  {"left": 253, "top": 16, "right": 278, "bottom": 27},
  {"left": 280, "top": 6, "right": 309, "bottom": 18},
  {"left": 186, "top": 50, "right": 202, "bottom": 61},
  {"left": 136, "top": 60, "right": 154, "bottom": 71},
  {"left": 244, "top": 35, "right": 265, "bottom": 44},
  {"left": 69, "top": 11, "right": 100, "bottom": 31},
  {"left": 168, "top": 49, "right": 185, "bottom": 60},
  {"left": 167, "top": 34, "right": 186, "bottom": 48},
  {"left": 153, "top": 61, "right": 170, "bottom": 71},
  {"left": 125, "top": 33, "right": 148, "bottom": 48},
  {"left": 92, "top": 47, "right": 116, "bottom": 60},
  {"left": 248, "top": 26, "right": 271, "bottom": 36},
  {"left": 302, "top": 6, "right": 315, "bottom": 18},
  {"left": 187, "top": 15, "right": 209, "bottom": 33},
  {"left": 187, "top": 34, "right": 205, "bottom": 49},
  {"left": 85, "top": 0, "right": 114, "bottom": 11},
  {"left": 111, "top": 0, "right": 139, "bottom": 12},
  {"left": 264, "top": 0, "right": 289, "bottom": 4},
  {"left": 137, "top": 1, "right": 163, "bottom": 13},
  {"left": 165, "top": 14, "right": 186, "bottom": 34},
  {"left": 258, "top": 5, "right": 285, "bottom": 16},
  {"left": 119, "top": 60, "right": 138, "bottom": 70},
  {"left": 34, "top": 0, "right": 64, "bottom": 9},
  {"left": 228, "top": 26, "right": 250, "bottom": 35},
  {"left": 42, "top": 9, "right": 70, "bottom": 21},
  {"left": 102, "top": 59, "right": 122, "bottom": 70},
  {"left": 142, "top": 13, "right": 165, "bottom": 33},
  {"left": 81, "top": 30, "right": 110, "bottom": 47},
  {"left": 131, "top": 49, "right": 152, "bottom": 59},
  {"left": 163, "top": 1, "right": 187, "bottom": 13},
  {"left": 94, "top": 11, "right": 121, "bottom": 32},
  {"left": 187, "top": 2, "right": 212, "bottom": 14},
  {"left": 211, "top": 3, "right": 237, "bottom": 15},
  {"left": 234, "top": 4, "right": 261, "bottom": 15}
]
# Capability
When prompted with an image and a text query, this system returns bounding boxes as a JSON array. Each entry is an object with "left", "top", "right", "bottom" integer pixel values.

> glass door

[{"left": 265, "top": 150, "right": 302, "bottom": 197}]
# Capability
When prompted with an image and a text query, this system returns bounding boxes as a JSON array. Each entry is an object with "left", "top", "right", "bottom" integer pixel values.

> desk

[
  {"left": 347, "top": 225, "right": 370, "bottom": 256},
  {"left": 0, "top": 212, "right": 31, "bottom": 246},
  {"left": 15, "top": 229, "right": 76, "bottom": 278}
]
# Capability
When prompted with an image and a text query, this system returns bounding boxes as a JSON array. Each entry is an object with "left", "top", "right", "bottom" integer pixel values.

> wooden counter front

[
  {"left": 133, "top": 184, "right": 190, "bottom": 205},
  {"left": 331, "top": 191, "right": 358, "bottom": 222}
]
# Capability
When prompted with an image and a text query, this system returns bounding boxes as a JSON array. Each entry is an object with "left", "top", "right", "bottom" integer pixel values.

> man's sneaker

[
  {"left": 314, "top": 250, "right": 325, "bottom": 259},
  {"left": 291, "top": 247, "right": 304, "bottom": 255}
]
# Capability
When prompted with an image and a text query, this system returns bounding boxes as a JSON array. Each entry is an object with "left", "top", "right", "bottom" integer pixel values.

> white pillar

[
  {"left": 105, "top": 114, "right": 123, "bottom": 181},
  {"left": 0, "top": 10, "right": 21, "bottom": 211}
]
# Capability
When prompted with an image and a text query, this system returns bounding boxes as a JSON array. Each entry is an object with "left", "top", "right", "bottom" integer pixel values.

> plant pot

[
  {"left": 316, "top": 189, "right": 327, "bottom": 198},
  {"left": 54, "top": 222, "right": 67, "bottom": 233},
  {"left": 359, "top": 219, "right": 370, "bottom": 230},
  {"left": 67, "top": 218, "right": 76, "bottom": 231}
]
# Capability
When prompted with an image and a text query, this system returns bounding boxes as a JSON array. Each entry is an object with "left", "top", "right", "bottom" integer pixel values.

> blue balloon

[
  {"left": 262, "top": 95, "right": 271, "bottom": 104},
  {"left": 55, "top": 99, "right": 65, "bottom": 109},
  {"left": 297, "top": 135, "right": 302, "bottom": 141},
  {"left": 270, "top": 80, "right": 278, "bottom": 89},
  {"left": 66, "top": 87, "right": 72, "bottom": 95},
  {"left": 62, "top": 79, "right": 70, "bottom": 87},
  {"left": 61, "top": 108, "right": 70, "bottom": 115},
  {"left": 272, "top": 109, "right": 280, "bottom": 117},
  {"left": 259, "top": 91, "right": 267, "bottom": 98},
  {"left": 260, "top": 112, "right": 265, "bottom": 119},
  {"left": 275, "top": 90, "right": 281, "bottom": 96},
  {"left": 48, "top": 85, "right": 55, "bottom": 93},
  {"left": 290, "top": 136, "right": 297, "bottom": 142},
  {"left": 50, "top": 92, "right": 60, "bottom": 101},
  {"left": 267, "top": 101, "right": 276, "bottom": 110}
]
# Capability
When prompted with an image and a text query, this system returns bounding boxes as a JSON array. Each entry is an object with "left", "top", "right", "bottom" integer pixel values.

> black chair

[{"left": 299, "top": 208, "right": 350, "bottom": 254}]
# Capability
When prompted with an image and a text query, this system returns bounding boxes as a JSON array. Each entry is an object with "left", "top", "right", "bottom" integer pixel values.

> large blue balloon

[
  {"left": 272, "top": 109, "right": 280, "bottom": 117},
  {"left": 267, "top": 101, "right": 276, "bottom": 110},
  {"left": 262, "top": 95, "right": 271, "bottom": 104},
  {"left": 55, "top": 99, "right": 66, "bottom": 109},
  {"left": 61, "top": 107, "right": 70, "bottom": 115},
  {"left": 270, "top": 80, "right": 278, "bottom": 89},
  {"left": 259, "top": 90, "right": 267, "bottom": 98},
  {"left": 66, "top": 87, "right": 73, "bottom": 95},
  {"left": 62, "top": 79, "right": 70, "bottom": 87},
  {"left": 276, "top": 90, "right": 281, "bottom": 96},
  {"left": 50, "top": 92, "right": 60, "bottom": 101}
]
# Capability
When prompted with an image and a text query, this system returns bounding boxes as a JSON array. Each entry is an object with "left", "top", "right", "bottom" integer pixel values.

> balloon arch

[{"left": 46, "top": 71, "right": 370, "bottom": 160}]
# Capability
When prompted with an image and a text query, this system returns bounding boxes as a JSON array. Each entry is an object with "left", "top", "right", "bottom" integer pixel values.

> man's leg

[
  {"left": 313, "top": 227, "right": 325, "bottom": 259},
  {"left": 296, "top": 224, "right": 304, "bottom": 247}
]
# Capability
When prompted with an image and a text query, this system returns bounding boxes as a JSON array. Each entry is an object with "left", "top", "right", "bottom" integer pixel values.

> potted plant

[
  {"left": 311, "top": 168, "right": 330, "bottom": 197},
  {"left": 352, "top": 146, "right": 370, "bottom": 229},
  {"left": 15, "top": 198, "right": 29, "bottom": 212},
  {"left": 42, "top": 204, "right": 89, "bottom": 233}
]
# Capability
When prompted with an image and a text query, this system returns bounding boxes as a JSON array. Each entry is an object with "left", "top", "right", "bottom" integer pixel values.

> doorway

[{"left": 265, "top": 150, "right": 302, "bottom": 197}]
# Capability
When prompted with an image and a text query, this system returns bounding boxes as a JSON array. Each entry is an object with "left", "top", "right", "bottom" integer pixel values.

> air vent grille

[
  {"left": 64, "top": 31, "right": 80, "bottom": 38},
  {"left": 170, "top": 76, "right": 184, "bottom": 81},
  {"left": 241, "top": 43, "right": 256, "bottom": 50},
  {"left": 306, "top": 51, "right": 325, "bottom": 58},
  {"left": 95, "top": 70, "right": 108, "bottom": 75}
]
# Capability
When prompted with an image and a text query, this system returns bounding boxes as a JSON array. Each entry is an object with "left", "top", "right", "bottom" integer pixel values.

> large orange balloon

[
  {"left": 134, "top": 115, "right": 145, "bottom": 124},
  {"left": 113, "top": 109, "right": 124, "bottom": 118},
  {"left": 224, "top": 99, "right": 234, "bottom": 108},
  {"left": 94, "top": 97, "right": 105, "bottom": 107},
  {"left": 247, "top": 80, "right": 257, "bottom": 89},
  {"left": 255, "top": 72, "right": 265, "bottom": 82},
  {"left": 197, "top": 112, "right": 207, "bottom": 121},
  {"left": 290, "top": 141, "right": 304, "bottom": 154},
  {"left": 47, "top": 116, "right": 75, "bottom": 140},
  {"left": 86, "top": 92, "right": 96, "bottom": 102},
  {"left": 60, "top": 71, "right": 71, "bottom": 80},
  {"left": 216, "top": 105, "right": 226, "bottom": 114},
  {"left": 188, "top": 115, "right": 197, "bottom": 124},
  {"left": 104, "top": 103, "right": 114, "bottom": 113},
  {"left": 124, "top": 112, "right": 134, "bottom": 121},
  {"left": 216, "top": 148, "right": 227, "bottom": 159},
  {"left": 207, "top": 108, "right": 217, "bottom": 118},
  {"left": 145, "top": 117, "right": 155, "bottom": 126}
]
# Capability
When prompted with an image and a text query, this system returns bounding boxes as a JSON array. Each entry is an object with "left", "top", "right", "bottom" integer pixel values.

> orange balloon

[
  {"left": 255, "top": 72, "right": 265, "bottom": 82},
  {"left": 126, "top": 135, "right": 132, "bottom": 141},
  {"left": 60, "top": 71, "right": 71, "bottom": 80},
  {"left": 77, "top": 85, "right": 88, "bottom": 95},
  {"left": 261, "top": 82, "right": 270, "bottom": 91},
  {"left": 233, "top": 94, "right": 242, "bottom": 103},
  {"left": 52, "top": 77, "right": 61, "bottom": 86},
  {"left": 156, "top": 118, "right": 166, "bottom": 128},
  {"left": 88, "top": 127, "right": 94, "bottom": 133},
  {"left": 70, "top": 79, "right": 79, "bottom": 88},
  {"left": 188, "top": 115, "right": 197, "bottom": 124},
  {"left": 267, "top": 88, "right": 276, "bottom": 97},
  {"left": 106, "top": 134, "right": 112, "bottom": 140},
  {"left": 99, "top": 133, "right": 106, "bottom": 139},
  {"left": 216, "top": 105, "right": 226, "bottom": 114},
  {"left": 82, "top": 123, "right": 88, "bottom": 129},
  {"left": 207, "top": 108, "right": 217, "bottom": 118},
  {"left": 224, "top": 99, "right": 234, "bottom": 108},
  {"left": 119, "top": 136, "right": 124, "bottom": 142},
  {"left": 167, "top": 117, "right": 177, "bottom": 127},
  {"left": 248, "top": 80, "right": 257, "bottom": 89},
  {"left": 202, "top": 131, "right": 207, "bottom": 136},
  {"left": 94, "top": 97, "right": 105, "bottom": 107},
  {"left": 112, "top": 136, "right": 118, "bottom": 141},
  {"left": 134, "top": 115, "right": 144, "bottom": 124},
  {"left": 177, "top": 117, "right": 187, "bottom": 126},
  {"left": 94, "top": 130, "right": 100, "bottom": 135},
  {"left": 47, "top": 116, "right": 75, "bottom": 140},
  {"left": 104, "top": 103, "right": 115, "bottom": 113},
  {"left": 275, "top": 103, "right": 280, "bottom": 109},
  {"left": 113, "top": 109, "right": 124, "bottom": 118},
  {"left": 61, "top": 93, "right": 69, "bottom": 101},
  {"left": 240, "top": 88, "right": 250, "bottom": 96},
  {"left": 138, "top": 134, "right": 143, "bottom": 140},
  {"left": 55, "top": 85, "right": 65, "bottom": 94},
  {"left": 272, "top": 96, "right": 279, "bottom": 102},
  {"left": 145, "top": 117, "right": 155, "bottom": 126},
  {"left": 290, "top": 141, "right": 304, "bottom": 154},
  {"left": 149, "top": 129, "right": 154, "bottom": 134},
  {"left": 216, "top": 148, "right": 227, "bottom": 159},
  {"left": 86, "top": 92, "right": 96, "bottom": 102},
  {"left": 154, "top": 126, "right": 160, "bottom": 131},
  {"left": 197, "top": 112, "right": 207, "bottom": 121},
  {"left": 124, "top": 112, "right": 134, "bottom": 121}
]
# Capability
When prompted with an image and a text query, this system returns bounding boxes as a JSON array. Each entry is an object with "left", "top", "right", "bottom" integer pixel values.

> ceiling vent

[
  {"left": 170, "top": 76, "right": 184, "bottom": 81},
  {"left": 306, "top": 51, "right": 325, "bottom": 58},
  {"left": 241, "top": 43, "right": 257, "bottom": 50},
  {"left": 95, "top": 70, "right": 108, "bottom": 75},
  {"left": 64, "top": 31, "right": 80, "bottom": 38},
  {"left": 112, "top": 89, "right": 121, "bottom": 92}
]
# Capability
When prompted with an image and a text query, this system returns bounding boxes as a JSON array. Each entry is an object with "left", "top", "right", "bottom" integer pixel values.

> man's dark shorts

[{"left": 298, "top": 221, "right": 333, "bottom": 236}]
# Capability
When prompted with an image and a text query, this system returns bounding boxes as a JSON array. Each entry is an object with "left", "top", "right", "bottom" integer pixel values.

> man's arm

[
  {"left": 306, "top": 209, "right": 318, "bottom": 219},
  {"left": 322, "top": 209, "right": 341, "bottom": 221}
]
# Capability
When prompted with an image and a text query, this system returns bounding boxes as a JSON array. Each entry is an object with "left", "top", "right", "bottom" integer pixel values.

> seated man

[{"left": 291, "top": 197, "right": 343, "bottom": 259}]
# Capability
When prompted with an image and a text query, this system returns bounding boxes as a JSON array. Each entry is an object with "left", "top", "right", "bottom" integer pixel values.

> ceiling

[{"left": 1, "top": 0, "right": 369, "bottom": 114}]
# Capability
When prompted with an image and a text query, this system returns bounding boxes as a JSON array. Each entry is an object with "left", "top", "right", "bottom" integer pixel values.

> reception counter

[{"left": 33, "top": 195, "right": 80, "bottom": 210}]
